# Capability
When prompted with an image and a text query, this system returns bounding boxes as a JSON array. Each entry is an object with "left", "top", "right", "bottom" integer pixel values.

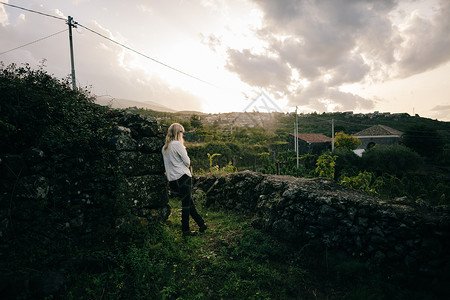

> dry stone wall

[
  {"left": 194, "top": 171, "right": 450, "bottom": 280},
  {"left": 109, "top": 111, "right": 170, "bottom": 221},
  {"left": 0, "top": 110, "right": 169, "bottom": 247}
]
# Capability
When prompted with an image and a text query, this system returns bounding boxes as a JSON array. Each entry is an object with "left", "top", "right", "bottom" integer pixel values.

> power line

[
  {"left": 1, "top": 2, "right": 217, "bottom": 87},
  {"left": 0, "top": 1, "right": 66, "bottom": 21},
  {"left": 0, "top": 29, "right": 68, "bottom": 56},
  {"left": 75, "top": 22, "right": 218, "bottom": 87}
]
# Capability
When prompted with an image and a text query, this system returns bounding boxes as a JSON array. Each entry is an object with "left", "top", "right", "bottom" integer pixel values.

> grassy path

[
  {"left": 63, "top": 198, "right": 439, "bottom": 299},
  {"left": 159, "top": 197, "right": 439, "bottom": 300},
  {"left": 163, "top": 198, "right": 345, "bottom": 299}
]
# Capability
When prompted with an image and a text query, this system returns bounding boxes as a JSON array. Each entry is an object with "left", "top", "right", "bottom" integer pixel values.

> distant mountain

[
  {"left": 176, "top": 110, "right": 206, "bottom": 115},
  {"left": 95, "top": 96, "right": 176, "bottom": 112}
]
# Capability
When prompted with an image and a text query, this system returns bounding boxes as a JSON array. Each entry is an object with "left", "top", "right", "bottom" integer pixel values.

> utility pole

[
  {"left": 332, "top": 118, "right": 335, "bottom": 152},
  {"left": 294, "top": 122, "right": 297, "bottom": 153},
  {"left": 296, "top": 109, "right": 299, "bottom": 168},
  {"left": 67, "top": 16, "right": 77, "bottom": 90}
]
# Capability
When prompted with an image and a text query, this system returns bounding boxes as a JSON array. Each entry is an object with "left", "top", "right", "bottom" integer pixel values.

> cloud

[
  {"left": 431, "top": 104, "right": 450, "bottom": 111},
  {"left": 136, "top": 4, "right": 154, "bottom": 15},
  {"left": 327, "top": 54, "right": 371, "bottom": 86},
  {"left": 289, "top": 80, "right": 375, "bottom": 112},
  {"left": 429, "top": 104, "right": 450, "bottom": 121},
  {"left": 223, "top": 0, "right": 450, "bottom": 113},
  {"left": 0, "top": 3, "right": 203, "bottom": 112},
  {"left": 200, "top": 33, "right": 222, "bottom": 52},
  {"left": 226, "top": 48, "right": 291, "bottom": 91},
  {"left": 225, "top": 0, "right": 397, "bottom": 111},
  {"left": 71, "top": 21, "right": 204, "bottom": 111},
  {"left": 2, "top": 0, "right": 448, "bottom": 117},
  {"left": 0, "top": 1, "right": 8, "bottom": 26},
  {"left": 72, "top": 0, "right": 91, "bottom": 4},
  {"left": 396, "top": 1, "right": 450, "bottom": 77},
  {"left": 0, "top": 4, "right": 68, "bottom": 70}
]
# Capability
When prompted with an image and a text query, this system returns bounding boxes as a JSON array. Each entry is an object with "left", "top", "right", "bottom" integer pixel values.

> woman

[{"left": 162, "top": 123, "right": 207, "bottom": 236}]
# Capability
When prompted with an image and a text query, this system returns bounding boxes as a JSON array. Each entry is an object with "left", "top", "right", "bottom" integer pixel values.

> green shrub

[
  {"left": 335, "top": 131, "right": 361, "bottom": 151},
  {"left": 340, "top": 171, "right": 377, "bottom": 195},
  {"left": 188, "top": 142, "right": 234, "bottom": 170},
  {"left": 221, "top": 161, "right": 237, "bottom": 173},
  {"left": 400, "top": 173, "right": 450, "bottom": 205},
  {"left": 361, "top": 144, "right": 423, "bottom": 177},
  {"left": 372, "top": 173, "right": 404, "bottom": 199},
  {"left": 334, "top": 148, "right": 361, "bottom": 178},
  {"left": 315, "top": 153, "right": 337, "bottom": 179},
  {"left": 0, "top": 63, "right": 128, "bottom": 292}
]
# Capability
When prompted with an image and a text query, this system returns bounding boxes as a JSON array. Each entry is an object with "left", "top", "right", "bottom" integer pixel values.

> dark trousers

[{"left": 169, "top": 174, "right": 205, "bottom": 232}]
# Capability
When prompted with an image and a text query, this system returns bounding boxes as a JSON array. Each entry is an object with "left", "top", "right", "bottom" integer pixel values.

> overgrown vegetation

[
  {"left": 60, "top": 197, "right": 441, "bottom": 299},
  {"left": 0, "top": 63, "right": 132, "bottom": 298},
  {"left": 1, "top": 63, "right": 448, "bottom": 298},
  {"left": 136, "top": 106, "right": 449, "bottom": 205},
  {"left": 0, "top": 62, "right": 126, "bottom": 230}
]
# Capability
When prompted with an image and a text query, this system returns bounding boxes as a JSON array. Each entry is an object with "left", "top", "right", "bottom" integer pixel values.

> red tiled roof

[
  {"left": 354, "top": 125, "right": 403, "bottom": 137},
  {"left": 291, "top": 133, "right": 331, "bottom": 143}
]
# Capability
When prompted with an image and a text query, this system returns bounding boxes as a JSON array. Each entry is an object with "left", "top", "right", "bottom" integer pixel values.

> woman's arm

[{"left": 174, "top": 142, "right": 190, "bottom": 167}]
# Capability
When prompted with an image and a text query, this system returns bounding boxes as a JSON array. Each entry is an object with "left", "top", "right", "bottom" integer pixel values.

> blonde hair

[{"left": 163, "top": 123, "right": 185, "bottom": 152}]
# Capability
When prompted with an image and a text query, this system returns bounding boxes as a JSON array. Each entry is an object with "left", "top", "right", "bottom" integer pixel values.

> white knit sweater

[{"left": 161, "top": 141, "right": 192, "bottom": 181}]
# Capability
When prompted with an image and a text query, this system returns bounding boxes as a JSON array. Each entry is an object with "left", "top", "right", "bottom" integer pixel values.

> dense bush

[
  {"left": 361, "top": 144, "right": 423, "bottom": 177},
  {"left": 340, "top": 171, "right": 377, "bottom": 195},
  {"left": 335, "top": 131, "right": 361, "bottom": 151},
  {"left": 0, "top": 62, "right": 121, "bottom": 205},
  {"left": 400, "top": 173, "right": 449, "bottom": 205},
  {"left": 0, "top": 63, "right": 116, "bottom": 154},
  {"left": 187, "top": 141, "right": 236, "bottom": 171},
  {"left": 334, "top": 148, "right": 361, "bottom": 178},
  {"left": 334, "top": 144, "right": 449, "bottom": 203},
  {"left": 0, "top": 63, "right": 130, "bottom": 297},
  {"left": 315, "top": 153, "right": 337, "bottom": 179},
  {"left": 258, "top": 151, "right": 319, "bottom": 177},
  {"left": 339, "top": 171, "right": 449, "bottom": 204}
]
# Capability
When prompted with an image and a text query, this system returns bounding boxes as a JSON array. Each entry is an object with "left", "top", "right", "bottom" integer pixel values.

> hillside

[
  {"left": 95, "top": 96, "right": 176, "bottom": 112},
  {"left": 135, "top": 108, "right": 450, "bottom": 148}
]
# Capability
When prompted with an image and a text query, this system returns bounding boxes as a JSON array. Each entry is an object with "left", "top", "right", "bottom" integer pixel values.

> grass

[
  {"left": 160, "top": 198, "right": 312, "bottom": 299},
  {"left": 21, "top": 192, "right": 443, "bottom": 299}
]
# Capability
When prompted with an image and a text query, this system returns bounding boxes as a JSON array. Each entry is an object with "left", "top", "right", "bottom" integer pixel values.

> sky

[{"left": 1, "top": 0, "right": 449, "bottom": 121}]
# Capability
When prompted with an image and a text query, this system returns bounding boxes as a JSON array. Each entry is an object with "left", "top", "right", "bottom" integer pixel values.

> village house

[
  {"left": 354, "top": 125, "right": 403, "bottom": 150},
  {"left": 289, "top": 133, "right": 332, "bottom": 155}
]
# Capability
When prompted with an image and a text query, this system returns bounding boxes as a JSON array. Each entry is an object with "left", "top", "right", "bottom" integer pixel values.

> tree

[
  {"left": 335, "top": 131, "right": 361, "bottom": 151},
  {"left": 361, "top": 144, "right": 423, "bottom": 177},
  {"left": 334, "top": 148, "right": 361, "bottom": 178},
  {"left": 190, "top": 114, "right": 203, "bottom": 129},
  {"left": 315, "top": 153, "right": 337, "bottom": 179}
]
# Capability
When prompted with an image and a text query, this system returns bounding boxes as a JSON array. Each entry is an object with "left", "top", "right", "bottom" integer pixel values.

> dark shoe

[
  {"left": 182, "top": 231, "right": 198, "bottom": 237},
  {"left": 199, "top": 224, "right": 208, "bottom": 233}
]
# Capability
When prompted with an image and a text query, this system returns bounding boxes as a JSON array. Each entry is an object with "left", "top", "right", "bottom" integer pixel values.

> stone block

[
  {"left": 15, "top": 175, "right": 49, "bottom": 200},
  {"left": 119, "top": 112, "right": 158, "bottom": 138},
  {"left": 120, "top": 174, "right": 168, "bottom": 208},
  {"left": 108, "top": 126, "right": 138, "bottom": 151},
  {"left": 139, "top": 136, "right": 164, "bottom": 153},
  {"left": 136, "top": 124, "right": 157, "bottom": 137},
  {"left": 116, "top": 152, "right": 164, "bottom": 176},
  {"left": 24, "top": 148, "right": 46, "bottom": 165}
]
